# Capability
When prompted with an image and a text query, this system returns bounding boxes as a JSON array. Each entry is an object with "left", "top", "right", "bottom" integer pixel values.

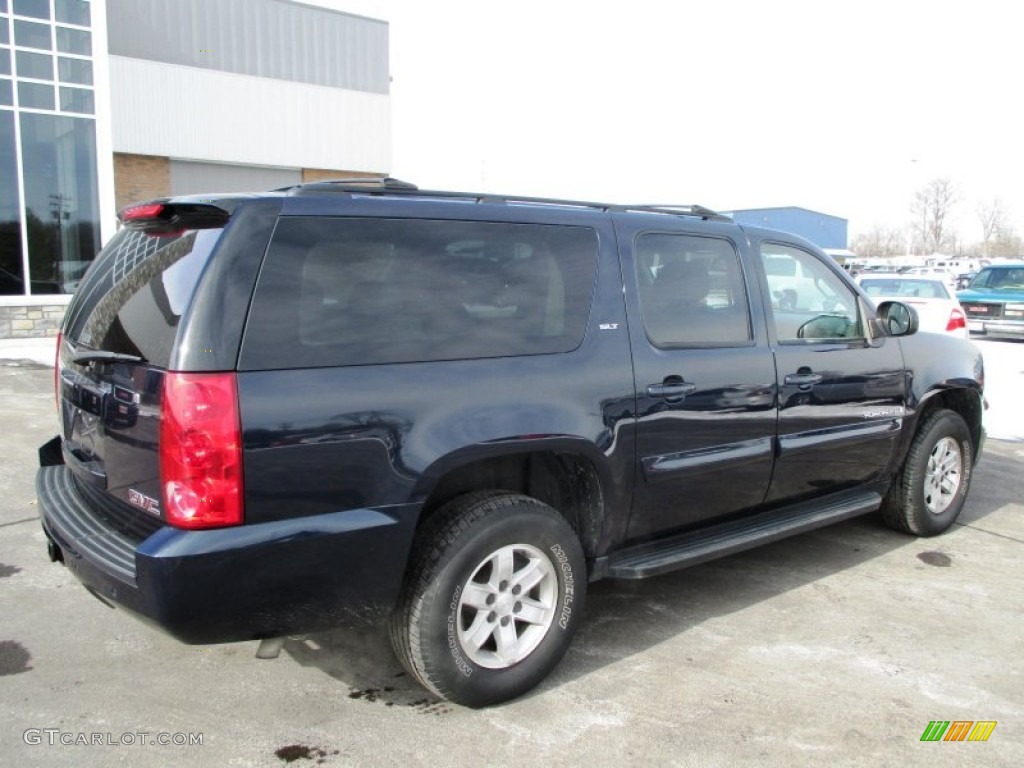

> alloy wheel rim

[
  {"left": 924, "top": 436, "right": 962, "bottom": 515},
  {"left": 456, "top": 543, "right": 558, "bottom": 669}
]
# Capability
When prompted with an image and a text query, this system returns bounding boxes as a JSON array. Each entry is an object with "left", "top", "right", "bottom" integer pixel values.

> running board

[{"left": 605, "top": 491, "right": 882, "bottom": 579}]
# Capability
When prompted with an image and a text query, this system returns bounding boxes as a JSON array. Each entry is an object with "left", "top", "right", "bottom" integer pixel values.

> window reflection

[
  {"left": 14, "top": 0, "right": 49, "bottom": 20},
  {"left": 55, "top": 0, "right": 90, "bottom": 26},
  {"left": 14, "top": 20, "right": 51, "bottom": 50},
  {"left": 16, "top": 49, "right": 53, "bottom": 80},
  {"left": 0, "top": 110, "right": 24, "bottom": 294},
  {"left": 55, "top": 26, "right": 89, "bottom": 55},
  {"left": 18, "top": 80, "right": 53, "bottom": 108},
  {"left": 20, "top": 113, "right": 100, "bottom": 294},
  {"left": 59, "top": 85, "right": 92, "bottom": 113},
  {"left": 57, "top": 56, "right": 91, "bottom": 85}
]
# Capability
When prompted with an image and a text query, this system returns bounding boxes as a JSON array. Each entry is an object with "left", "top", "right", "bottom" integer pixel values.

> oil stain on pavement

[
  {"left": 0, "top": 640, "right": 33, "bottom": 676},
  {"left": 917, "top": 551, "right": 953, "bottom": 567}
]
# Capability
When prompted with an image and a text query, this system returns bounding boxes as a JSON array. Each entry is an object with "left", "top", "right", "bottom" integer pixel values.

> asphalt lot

[{"left": 1, "top": 339, "right": 1021, "bottom": 767}]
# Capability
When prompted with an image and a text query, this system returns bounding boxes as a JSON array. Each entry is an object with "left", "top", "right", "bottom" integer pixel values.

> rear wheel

[
  {"left": 882, "top": 409, "right": 973, "bottom": 536},
  {"left": 390, "top": 491, "right": 586, "bottom": 707}
]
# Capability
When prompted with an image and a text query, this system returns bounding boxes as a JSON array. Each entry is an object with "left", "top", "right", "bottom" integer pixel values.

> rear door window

[
  {"left": 62, "top": 227, "right": 224, "bottom": 368},
  {"left": 240, "top": 217, "right": 599, "bottom": 369},
  {"left": 634, "top": 233, "right": 752, "bottom": 346}
]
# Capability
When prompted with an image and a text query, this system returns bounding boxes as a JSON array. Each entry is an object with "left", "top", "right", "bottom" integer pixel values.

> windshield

[
  {"left": 860, "top": 279, "right": 950, "bottom": 299},
  {"left": 969, "top": 267, "right": 1024, "bottom": 291}
]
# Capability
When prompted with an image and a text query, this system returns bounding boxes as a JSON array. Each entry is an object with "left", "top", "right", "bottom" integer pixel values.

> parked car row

[{"left": 856, "top": 262, "right": 1024, "bottom": 341}]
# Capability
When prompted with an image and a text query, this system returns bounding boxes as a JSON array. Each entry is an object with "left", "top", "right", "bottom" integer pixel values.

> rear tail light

[
  {"left": 160, "top": 372, "right": 243, "bottom": 529},
  {"left": 946, "top": 308, "right": 966, "bottom": 332}
]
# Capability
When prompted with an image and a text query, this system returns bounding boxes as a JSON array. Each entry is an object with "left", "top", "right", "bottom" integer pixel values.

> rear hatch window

[
  {"left": 58, "top": 224, "right": 226, "bottom": 516},
  {"left": 63, "top": 227, "right": 224, "bottom": 367}
]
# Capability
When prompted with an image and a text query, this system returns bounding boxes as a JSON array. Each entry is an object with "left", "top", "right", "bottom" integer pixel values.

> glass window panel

[
  {"left": 55, "top": 0, "right": 89, "bottom": 27},
  {"left": 58, "top": 85, "right": 91, "bottom": 113},
  {"left": 0, "top": 0, "right": 6, "bottom": 11},
  {"left": 13, "top": 0, "right": 48, "bottom": 19},
  {"left": 760, "top": 243, "right": 863, "bottom": 342},
  {"left": 243, "top": 218, "right": 599, "bottom": 370},
  {"left": 20, "top": 113, "right": 101, "bottom": 294},
  {"left": 635, "top": 234, "right": 752, "bottom": 347},
  {"left": 63, "top": 229, "right": 225, "bottom": 364},
  {"left": 0, "top": 48, "right": 10, "bottom": 75},
  {"left": 16, "top": 49, "right": 51, "bottom": 79},
  {"left": 0, "top": 78, "right": 12, "bottom": 105},
  {"left": 0, "top": 108, "right": 25, "bottom": 295},
  {"left": 57, "top": 55, "right": 90, "bottom": 84},
  {"left": 0, "top": 22, "right": 9, "bottom": 45},
  {"left": 55, "top": 26, "right": 89, "bottom": 55},
  {"left": 13, "top": 0, "right": 48, "bottom": 18},
  {"left": 14, "top": 19, "right": 50, "bottom": 50},
  {"left": 18, "top": 79, "right": 52, "bottom": 108}
]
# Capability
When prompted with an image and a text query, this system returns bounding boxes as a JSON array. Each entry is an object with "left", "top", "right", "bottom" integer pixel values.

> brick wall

[
  {"left": 114, "top": 153, "right": 172, "bottom": 211},
  {"left": 0, "top": 303, "right": 67, "bottom": 338}
]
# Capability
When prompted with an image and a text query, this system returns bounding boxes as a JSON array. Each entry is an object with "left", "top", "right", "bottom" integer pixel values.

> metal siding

[
  {"left": 106, "top": 0, "right": 389, "bottom": 94},
  {"left": 731, "top": 208, "right": 847, "bottom": 249},
  {"left": 169, "top": 160, "right": 301, "bottom": 196},
  {"left": 109, "top": 56, "right": 391, "bottom": 172}
]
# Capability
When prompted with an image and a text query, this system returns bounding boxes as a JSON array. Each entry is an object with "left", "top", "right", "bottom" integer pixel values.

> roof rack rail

[
  {"left": 289, "top": 179, "right": 729, "bottom": 221},
  {"left": 307, "top": 176, "right": 419, "bottom": 190},
  {"left": 614, "top": 204, "right": 730, "bottom": 222},
  {"left": 273, "top": 176, "right": 418, "bottom": 193}
]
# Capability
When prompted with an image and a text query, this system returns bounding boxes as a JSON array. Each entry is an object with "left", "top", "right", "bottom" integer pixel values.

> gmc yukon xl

[{"left": 37, "top": 179, "right": 985, "bottom": 707}]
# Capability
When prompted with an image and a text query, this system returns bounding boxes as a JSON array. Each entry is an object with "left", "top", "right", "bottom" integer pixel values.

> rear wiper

[{"left": 70, "top": 350, "right": 145, "bottom": 365}]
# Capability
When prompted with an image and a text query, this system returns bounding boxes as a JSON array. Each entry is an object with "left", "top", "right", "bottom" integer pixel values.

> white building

[{"left": 1, "top": 0, "right": 390, "bottom": 337}]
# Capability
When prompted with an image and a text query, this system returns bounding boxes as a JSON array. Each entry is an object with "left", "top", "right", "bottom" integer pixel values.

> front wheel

[
  {"left": 390, "top": 491, "right": 586, "bottom": 707},
  {"left": 882, "top": 409, "right": 973, "bottom": 536}
]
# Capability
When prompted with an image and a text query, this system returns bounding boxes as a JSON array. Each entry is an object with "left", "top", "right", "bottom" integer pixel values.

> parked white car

[
  {"left": 857, "top": 273, "right": 968, "bottom": 338},
  {"left": 902, "top": 266, "right": 957, "bottom": 289}
]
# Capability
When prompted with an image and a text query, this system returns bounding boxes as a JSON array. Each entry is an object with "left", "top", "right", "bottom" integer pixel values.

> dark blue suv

[{"left": 37, "top": 179, "right": 985, "bottom": 707}]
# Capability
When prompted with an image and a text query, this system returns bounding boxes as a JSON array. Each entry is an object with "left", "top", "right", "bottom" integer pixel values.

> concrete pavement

[{"left": 1, "top": 348, "right": 1022, "bottom": 767}]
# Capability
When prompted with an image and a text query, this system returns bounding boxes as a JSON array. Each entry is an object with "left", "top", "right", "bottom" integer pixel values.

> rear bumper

[
  {"left": 36, "top": 463, "right": 419, "bottom": 644},
  {"left": 968, "top": 319, "right": 1024, "bottom": 336}
]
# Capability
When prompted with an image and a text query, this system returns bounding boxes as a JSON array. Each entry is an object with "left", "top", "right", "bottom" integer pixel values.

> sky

[{"left": 307, "top": 0, "right": 1022, "bottom": 245}]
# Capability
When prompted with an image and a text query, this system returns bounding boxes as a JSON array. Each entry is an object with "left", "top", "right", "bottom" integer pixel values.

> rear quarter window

[{"left": 240, "top": 217, "right": 599, "bottom": 369}]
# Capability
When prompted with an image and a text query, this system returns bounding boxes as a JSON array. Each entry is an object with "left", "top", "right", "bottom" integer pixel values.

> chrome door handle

[
  {"left": 784, "top": 372, "right": 823, "bottom": 387},
  {"left": 647, "top": 379, "right": 697, "bottom": 400}
]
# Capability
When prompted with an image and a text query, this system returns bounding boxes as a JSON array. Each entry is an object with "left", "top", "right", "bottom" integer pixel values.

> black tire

[
  {"left": 389, "top": 491, "right": 586, "bottom": 708},
  {"left": 881, "top": 409, "right": 973, "bottom": 536}
]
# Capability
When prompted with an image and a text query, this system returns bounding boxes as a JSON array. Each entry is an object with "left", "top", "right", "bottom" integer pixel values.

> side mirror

[{"left": 876, "top": 300, "right": 919, "bottom": 337}]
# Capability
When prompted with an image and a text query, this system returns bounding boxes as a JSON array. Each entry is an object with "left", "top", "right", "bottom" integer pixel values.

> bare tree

[
  {"left": 850, "top": 227, "right": 905, "bottom": 259},
  {"left": 910, "top": 177, "right": 960, "bottom": 254},
  {"left": 977, "top": 198, "right": 1007, "bottom": 257},
  {"left": 990, "top": 228, "right": 1024, "bottom": 259}
]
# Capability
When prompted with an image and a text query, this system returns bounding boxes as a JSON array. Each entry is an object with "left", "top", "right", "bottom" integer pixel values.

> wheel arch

[
  {"left": 410, "top": 439, "right": 615, "bottom": 559},
  {"left": 895, "top": 385, "right": 984, "bottom": 475}
]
